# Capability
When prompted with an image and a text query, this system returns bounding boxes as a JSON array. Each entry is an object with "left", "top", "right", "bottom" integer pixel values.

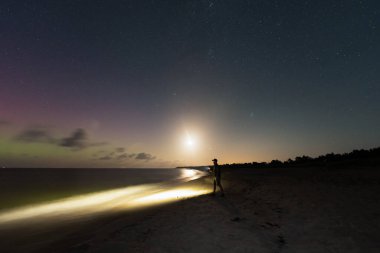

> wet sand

[{"left": 1, "top": 166, "right": 380, "bottom": 252}]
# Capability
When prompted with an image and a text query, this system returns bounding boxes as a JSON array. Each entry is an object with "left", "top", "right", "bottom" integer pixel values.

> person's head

[{"left": 212, "top": 158, "right": 218, "bottom": 165}]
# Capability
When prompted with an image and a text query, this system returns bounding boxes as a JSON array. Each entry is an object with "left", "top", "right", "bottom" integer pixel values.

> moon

[
  {"left": 184, "top": 132, "right": 196, "bottom": 149},
  {"left": 186, "top": 136, "right": 194, "bottom": 147}
]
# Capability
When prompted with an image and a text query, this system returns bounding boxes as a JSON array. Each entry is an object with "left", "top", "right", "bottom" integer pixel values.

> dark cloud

[
  {"left": 96, "top": 151, "right": 129, "bottom": 161},
  {"left": 117, "top": 153, "right": 128, "bottom": 160},
  {"left": 14, "top": 125, "right": 105, "bottom": 157},
  {"left": 93, "top": 150, "right": 155, "bottom": 163},
  {"left": 135, "top": 152, "right": 156, "bottom": 161},
  {"left": 99, "top": 155, "right": 112, "bottom": 160},
  {"left": 115, "top": 147, "right": 125, "bottom": 153},
  {"left": 15, "top": 129, "right": 55, "bottom": 143},
  {"left": 59, "top": 128, "right": 87, "bottom": 150},
  {"left": 59, "top": 129, "right": 106, "bottom": 150}
]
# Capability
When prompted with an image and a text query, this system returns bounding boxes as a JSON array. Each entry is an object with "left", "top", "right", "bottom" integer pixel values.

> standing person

[{"left": 211, "top": 158, "right": 225, "bottom": 196}]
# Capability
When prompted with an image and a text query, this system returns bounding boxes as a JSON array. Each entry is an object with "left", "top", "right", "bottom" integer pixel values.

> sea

[
  {"left": 0, "top": 168, "right": 207, "bottom": 212},
  {"left": 0, "top": 167, "right": 210, "bottom": 251}
]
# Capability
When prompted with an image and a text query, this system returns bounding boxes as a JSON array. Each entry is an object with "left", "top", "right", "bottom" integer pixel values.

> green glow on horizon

[{"left": 0, "top": 138, "right": 94, "bottom": 168}]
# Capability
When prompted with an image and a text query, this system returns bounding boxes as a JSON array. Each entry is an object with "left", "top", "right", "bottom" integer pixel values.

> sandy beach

[
  {"left": 1, "top": 166, "right": 380, "bottom": 253},
  {"left": 2, "top": 1, "right": 379, "bottom": 252}
]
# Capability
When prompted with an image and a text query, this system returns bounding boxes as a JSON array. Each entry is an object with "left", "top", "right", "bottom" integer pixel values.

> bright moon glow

[
  {"left": 184, "top": 131, "right": 197, "bottom": 150},
  {"left": 187, "top": 137, "right": 194, "bottom": 146}
]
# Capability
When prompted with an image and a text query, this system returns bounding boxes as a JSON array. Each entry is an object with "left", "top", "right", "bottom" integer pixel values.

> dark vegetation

[{"left": 221, "top": 147, "right": 380, "bottom": 169}]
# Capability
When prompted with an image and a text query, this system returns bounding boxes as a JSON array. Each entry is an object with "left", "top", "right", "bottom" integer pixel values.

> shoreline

[{"left": 1, "top": 166, "right": 380, "bottom": 252}]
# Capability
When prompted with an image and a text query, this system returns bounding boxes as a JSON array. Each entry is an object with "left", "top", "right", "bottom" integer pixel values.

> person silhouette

[{"left": 211, "top": 158, "right": 225, "bottom": 196}]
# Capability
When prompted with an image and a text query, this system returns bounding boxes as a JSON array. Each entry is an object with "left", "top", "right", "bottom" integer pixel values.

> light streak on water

[
  {"left": 0, "top": 169, "right": 210, "bottom": 226},
  {"left": 131, "top": 188, "right": 210, "bottom": 205}
]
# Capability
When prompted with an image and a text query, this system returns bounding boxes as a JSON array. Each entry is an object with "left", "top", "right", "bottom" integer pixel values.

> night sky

[{"left": 1, "top": 1, "right": 379, "bottom": 168}]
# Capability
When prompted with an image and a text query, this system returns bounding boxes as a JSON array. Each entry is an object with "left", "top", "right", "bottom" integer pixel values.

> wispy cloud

[
  {"left": 99, "top": 155, "right": 113, "bottom": 160},
  {"left": 93, "top": 149, "right": 156, "bottom": 163},
  {"left": 115, "top": 147, "right": 125, "bottom": 153},
  {"left": 116, "top": 153, "right": 129, "bottom": 160},
  {"left": 15, "top": 129, "right": 55, "bottom": 143},
  {"left": 15, "top": 127, "right": 106, "bottom": 151},
  {"left": 135, "top": 152, "right": 156, "bottom": 162}
]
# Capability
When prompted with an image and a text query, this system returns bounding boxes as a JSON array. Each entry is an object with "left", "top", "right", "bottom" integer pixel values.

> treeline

[{"left": 221, "top": 147, "right": 380, "bottom": 169}]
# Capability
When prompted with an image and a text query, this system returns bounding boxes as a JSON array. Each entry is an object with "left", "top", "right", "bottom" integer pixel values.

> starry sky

[{"left": 0, "top": 0, "right": 379, "bottom": 168}]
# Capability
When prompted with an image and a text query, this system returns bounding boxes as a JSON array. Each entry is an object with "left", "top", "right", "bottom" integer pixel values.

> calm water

[
  {"left": 0, "top": 167, "right": 209, "bottom": 252},
  {"left": 0, "top": 168, "right": 193, "bottom": 211}
]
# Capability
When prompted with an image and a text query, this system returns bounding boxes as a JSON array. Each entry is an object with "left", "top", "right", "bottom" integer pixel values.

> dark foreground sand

[{"left": 1, "top": 166, "right": 380, "bottom": 253}]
